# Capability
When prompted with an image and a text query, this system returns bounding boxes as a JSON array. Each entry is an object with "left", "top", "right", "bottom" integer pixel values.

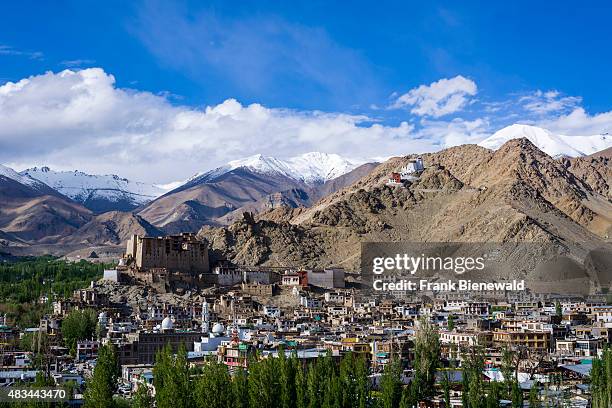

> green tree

[
  {"left": 413, "top": 317, "right": 440, "bottom": 400},
  {"left": 131, "top": 383, "right": 153, "bottom": 408},
  {"left": 194, "top": 359, "right": 233, "bottom": 408},
  {"left": 233, "top": 368, "right": 250, "bottom": 408},
  {"left": 441, "top": 370, "right": 452, "bottom": 408},
  {"left": 555, "top": 301, "right": 562, "bottom": 318},
  {"left": 464, "top": 348, "right": 485, "bottom": 408},
  {"left": 354, "top": 354, "right": 370, "bottom": 408},
  {"left": 461, "top": 366, "right": 470, "bottom": 408},
  {"left": 279, "top": 349, "right": 297, "bottom": 408},
  {"left": 84, "top": 344, "right": 118, "bottom": 408},
  {"left": 447, "top": 314, "right": 455, "bottom": 331},
  {"left": 528, "top": 383, "right": 541, "bottom": 408},
  {"left": 399, "top": 382, "right": 418, "bottom": 408},
  {"left": 295, "top": 359, "right": 308, "bottom": 408},
  {"left": 486, "top": 380, "right": 501, "bottom": 408},
  {"left": 61, "top": 309, "right": 97, "bottom": 355},
  {"left": 501, "top": 347, "right": 516, "bottom": 398},
  {"left": 306, "top": 359, "right": 321, "bottom": 408},
  {"left": 510, "top": 380, "right": 523, "bottom": 408},
  {"left": 248, "top": 353, "right": 280, "bottom": 408},
  {"left": 379, "top": 359, "right": 403, "bottom": 408},
  {"left": 591, "top": 349, "right": 612, "bottom": 408},
  {"left": 153, "top": 344, "right": 192, "bottom": 408}
]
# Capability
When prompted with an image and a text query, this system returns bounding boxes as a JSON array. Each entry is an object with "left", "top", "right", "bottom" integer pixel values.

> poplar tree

[
  {"left": 379, "top": 359, "right": 403, "bottom": 408},
  {"left": 354, "top": 354, "right": 370, "bottom": 408},
  {"left": 295, "top": 359, "right": 308, "bottom": 408},
  {"left": 195, "top": 360, "right": 233, "bottom": 408},
  {"left": 413, "top": 317, "right": 440, "bottom": 400},
  {"left": 528, "top": 383, "right": 541, "bottom": 408},
  {"left": 233, "top": 367, "right": 249, "bottom": 408},
  {"left": 132, "top": 383, "right": 153, "bottom": 408},
  {"left": 84, "top": 344, "right": 118, "bottom": 408},
  {"left": 153, "top": 344, "right": 192, "bottom": 408}
]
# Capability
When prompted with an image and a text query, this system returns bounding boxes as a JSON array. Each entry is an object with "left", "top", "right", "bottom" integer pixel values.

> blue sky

[{"left": 1, "top": 1, "right": 611, "bottom": 182}]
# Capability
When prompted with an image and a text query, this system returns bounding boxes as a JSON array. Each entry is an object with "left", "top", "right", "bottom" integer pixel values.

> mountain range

[
  {"left": 1, "top": 124, "right": 611, "bottom": 261},
  {"left": 198, "top": 138, "right": 612, "bottom": 290},
  {"left": 20, "top": 167, "right": 167, "bottom": 213},
  {"left": 479, "top": 124, "right": 611, "bottom": 158}
]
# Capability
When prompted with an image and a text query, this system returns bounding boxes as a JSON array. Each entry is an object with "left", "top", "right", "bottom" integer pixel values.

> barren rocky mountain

[
  {"left": 560, "top": 147, "right": 611, "bottom": 199},
  {"left": 198, "top": 138, "right": 612, "bottom": 283},
  {"left": 2, "top": 138, "right": 611, "bottom": 273},
  {"left": 0, "top": 174, "right": 161, "bottom": 249},
  {"left": 0, "top": 174, "right": 91, "bottom": 243},
  {"left": 138, "top": 163, "right": 379, "bottom": 232},
  {"left": 60, "top": 211, "right": 163, "bottom": 246}
]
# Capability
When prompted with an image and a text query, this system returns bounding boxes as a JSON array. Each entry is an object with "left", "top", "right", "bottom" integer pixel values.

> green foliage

[
  {"left": 279, "top": 350, "right": 297, "bottom": 408},
  {"left": 510, "top": 379, "right": 523, "bottom": 408},
  {"left": 232, "top": 367, "right": 250, "bottom": 408},
  {"left": 555, "top": 301, "right": 562, "bottom": 318},
  {"left": 413, "top": 317, "right": 440, "bottom": 400},
  {"left": 379, "top": 359, "right": 402, "bottom": 408},
  {"left": 0, "top": 256, "right": 106, "bottom": 304},
  {"left": 486, "top": 381, "right": 501, "bottom": 408},
  {"left": 528, "top": 383, "right": 541, "bottom": 408},
  {"left": 131, "top": 383, "right": 153, "bottom": 408},
  {"left": 19, "top": 331, "right": 48, "bottom": 353},
  {"left": 501, "top": 347, "right": 515, "bottom": 398},
  {"left": 447, "top": 314, "right": 455, "bottom": 331},
  {"left": 441, "top": 370, "right": 452, "bottom": 408},
  {"left": 461, "top": 348, "right": 486, "bottom": 408},
  {"left": 248, "top": 352, "right": 281, "bottom": 408},
  {"left": 153, "top": 344, "right": 192, "bottom": 408},
  {"left": 84, "top": 344, "right": 118, "bottom": 408},
  {"left": 0, "top": 256, "right": 106, "bottom": 327},
  {"left": 195, "top": 359, "right": 233, "bottom": 408},
  {"left": 591, "top": 348, "right": 612, "bottom": 408},
  {"left": 61, "top": 309, "right": 98, "bottom": 355}
]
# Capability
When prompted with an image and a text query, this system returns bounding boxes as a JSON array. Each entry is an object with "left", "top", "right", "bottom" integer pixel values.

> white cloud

[
  {"left": 391, "top": 75, "right": 477, "bottom": 117},
  {"left": 0, "top": 68, "right": 445, "bottom": 183},
  {"left": 5, "top": 68, "right": 608, "bottom": 185},
  {"left": 520, "top": 90, "right": 581, "bottom": 115},
  {"left": 60, "top": 59, "right": 96, "bottom": 67},
  {"left": 0, "top": 45, "right": 44, "bottom": 60},
  {"left": 416, "top": 117, "right": 490, "bottom": 148},
  {"left": 538, "top": 107, "right": 612, "bottom": 136}
]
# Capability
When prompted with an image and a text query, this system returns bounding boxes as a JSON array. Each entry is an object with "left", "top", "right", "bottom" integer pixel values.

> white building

[
  {"left": 400, "top": 158, "right": 424, "bottom": 177},
  {"left": 263, "top": 305, "right": 281, "bottom": 318}
]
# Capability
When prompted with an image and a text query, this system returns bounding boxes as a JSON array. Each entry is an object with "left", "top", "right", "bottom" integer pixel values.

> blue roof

[{"left": 560, "top": 364, "right": 592, "bottom": 377}]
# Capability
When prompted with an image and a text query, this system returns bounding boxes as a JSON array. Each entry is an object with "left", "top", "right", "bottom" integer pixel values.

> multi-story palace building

[{"left": 125, "top": 233, "right": 210, "bottom": 274}]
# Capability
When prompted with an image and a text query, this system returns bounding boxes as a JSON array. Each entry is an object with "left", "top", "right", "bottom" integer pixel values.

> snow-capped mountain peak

[
  {"left": 20, "top": 167, "right": 167, "bottom": 211},
  {"left": 479, "top": 124, "right": 612, "bottom": 158},
  {"left": 0, "top": 164, "right": 42, "bottom": 187},
  {"left": 187, "top": 152, "right": 363, "bottom": 187}
]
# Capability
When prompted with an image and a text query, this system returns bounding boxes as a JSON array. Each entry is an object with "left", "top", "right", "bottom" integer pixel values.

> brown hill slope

[
  {"left": 139, "top": 163, "right": 379, "bottom": 232},
  {"left": 0, "top": 175, "right": 91, "bottom": 243},
  {"left": 560, "top": 147, "right": 611, "bottom": 199},
  {"left": 61, "top": 211, "right": 163, "bottom": 246},
  {"left": 199, "top": 139, "right": 611, "bottom": 272}
]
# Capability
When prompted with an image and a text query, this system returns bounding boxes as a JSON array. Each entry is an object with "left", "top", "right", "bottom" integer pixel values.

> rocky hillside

[
  {"left": 560, "top": 147, "right": 611, "bottom": 199},
  {"left": 139, "top": 162, "right": 378, "bottom": 233},
  {"left": 0, "top": 174, "right": 91, "bottom": 243},
  {"left": 199, "top": 139, "right": 612, "bottom": 279},
  {"left": 60, "top": 211, "right": 163, "bottom": 246}
]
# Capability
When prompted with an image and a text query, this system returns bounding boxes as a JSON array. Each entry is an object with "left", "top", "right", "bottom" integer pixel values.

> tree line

[
  {"left": 590, "top": 348, "right": 612, "bottom": 408},
  {"left": 0, "top": 256, "right": 106, "bottom": 327}
]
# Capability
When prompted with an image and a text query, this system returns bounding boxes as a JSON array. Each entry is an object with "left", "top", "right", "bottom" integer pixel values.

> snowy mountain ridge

[
  {"left": 20, "top": 166, "right": 167, "bottom": 210},
  {"left": 187, "top": 152, "right": 363, "bottom": 187},
  {"left": 0, "top": 164, "right": 42, "bottom": 187},
  {"left": 479, "top": 124, "right": 612, "bottom": 158}
]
